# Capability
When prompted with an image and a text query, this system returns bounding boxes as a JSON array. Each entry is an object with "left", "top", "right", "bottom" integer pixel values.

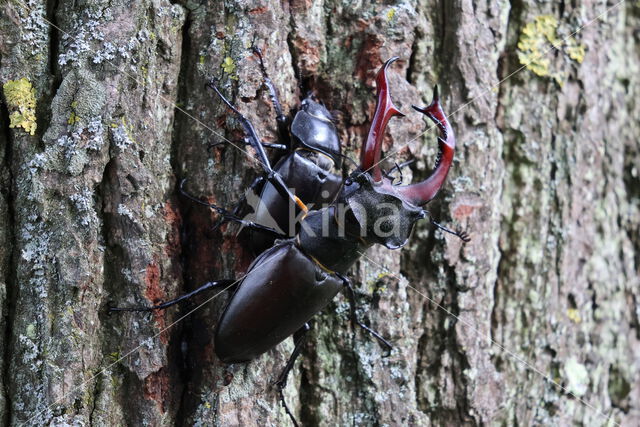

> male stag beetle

[{"left": 110, "top": 52, "right": 469, "bottom": 426}]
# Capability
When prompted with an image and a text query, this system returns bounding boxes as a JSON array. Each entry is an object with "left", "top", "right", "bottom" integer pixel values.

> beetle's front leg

[
  {"left": 337, "top": 273, "right": 393, "bottom": 356},
  {"left": 275, "top": 322, "right": 311, "bottom": 427},
  {"left": 382, "top": 158, "right": 415, "bottom": 185}
]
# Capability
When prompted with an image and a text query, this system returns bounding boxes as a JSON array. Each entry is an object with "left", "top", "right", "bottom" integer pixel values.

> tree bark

[{"left": 1, "top": 0, "right": 639, "bottom": 426}]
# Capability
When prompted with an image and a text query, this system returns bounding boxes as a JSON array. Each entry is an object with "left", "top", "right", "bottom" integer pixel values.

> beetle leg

[
  {"left": 252, "top": 46, "right": 290, "bottom": 147},
  {"left": 338, "top": 274, "right": 393, "bottom": 356},
  {"left": 208, "top": 80, "right": 308, "bottom": 215},
  {"left": 179, "top": 179, "right": 288, "bottom": 238},
  {"left": 257, "top": 141, "right": 288, "bottom": 150},
  {"left": 107, "top": 279, "right": 237, "bottom": 313},
  {"left": 210, "top": 176, "right": 266, "bottom": 231},
  {"left": 275, "top": 322, "right": 311, "bottom": 427}
]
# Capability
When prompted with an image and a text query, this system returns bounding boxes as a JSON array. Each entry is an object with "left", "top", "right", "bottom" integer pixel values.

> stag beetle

[
  {"left": 111, "top": 54, "right": 468, "bottom": 426},
  {"left": 202, "top": 48, "right": 345, "bottom": 256}
]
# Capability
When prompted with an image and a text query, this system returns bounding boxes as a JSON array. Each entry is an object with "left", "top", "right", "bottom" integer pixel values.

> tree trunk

[{"left": 1, "top": 0, "right": 639, "bottom": 425}]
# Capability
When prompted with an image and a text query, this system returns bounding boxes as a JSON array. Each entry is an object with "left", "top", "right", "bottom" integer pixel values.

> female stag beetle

[
  {"left": 203, "top": 47, "right": 345, "bottom": 256},
  {"left": 110, "top": 53, "right": 469, "bottom": 425}
]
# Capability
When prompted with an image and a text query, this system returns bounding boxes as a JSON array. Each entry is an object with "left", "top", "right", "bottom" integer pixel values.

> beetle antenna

[
  {"left": 251, "top": 45, "right": 286, "bottom": 123},
  {"left": 423, "top": 210, "right": 470, "bottom": 242}
]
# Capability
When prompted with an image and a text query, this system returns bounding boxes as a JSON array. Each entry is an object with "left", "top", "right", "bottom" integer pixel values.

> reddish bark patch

[
  {"left": 354, "top": 34, "right": 384, "bottom": 83},
  {"left": 144, "top": 369, "right": 170, "bottom": 413},
  {"left": 144, "top": 262, "right": 164, "bottom": 301},
  {"left": 248, "top": 5, "right": 267, "bottom": 14},
  {"left": 144, "top": 261, "right": 169, "bottom": 344},
  {"left": 355, "top": 18, "right": 370, "bottom": 32},
  {"left": 290, "top": 0, "right": 315, "bottom": 11},
  {"left": 291, "top": 37, "right": 320, "bottom": 74},
  {"left": 221, "top": 231, "right": 252, "bottom": 273},
  {"left": 163, "top": 200, "right": 182, "bottom": 259},
  {"left": 453, "top": 204, "right": 476, "bottom": 219},
  {"left": 187, "top": 207, "right": 222, "bottom": 280},
  {"left": 451, "top": 198, "right": 483, "bottom": 221}
]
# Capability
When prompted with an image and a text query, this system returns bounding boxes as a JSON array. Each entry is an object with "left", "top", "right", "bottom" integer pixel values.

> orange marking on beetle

[{"left": 294, "top": 195, "right": 309, "bottom": 214}]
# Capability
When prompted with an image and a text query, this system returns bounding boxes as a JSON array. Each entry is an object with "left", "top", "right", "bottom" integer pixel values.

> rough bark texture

[{"left": 1, "top": 0, "right": 639, "bottom": 426}]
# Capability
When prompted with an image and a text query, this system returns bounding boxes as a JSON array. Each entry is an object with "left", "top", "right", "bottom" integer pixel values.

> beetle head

[
  {"left": 341, "top": 172, "right": 425, "bottom": 249},
  {"left": 339, "top": 58, "right": 457, "bottom": 248}
]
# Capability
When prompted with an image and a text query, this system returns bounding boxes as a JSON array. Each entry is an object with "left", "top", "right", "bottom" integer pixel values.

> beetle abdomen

[{"left": 214, "top": 241, "right": 342, "bottom": 363}]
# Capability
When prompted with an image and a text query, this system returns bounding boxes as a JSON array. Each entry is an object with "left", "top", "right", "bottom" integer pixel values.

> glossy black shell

[
  {"left": 248, "top": 97, "right": 343, "bottom": 254},
  {"left": 214, "top": 241, "right": 343, "bottom": 363},
  {"left": 290, "top": 98, "right": 342, "bottom": 165},
  {"left": 250, "top": 151, "right": 342, "bottom": 253}
]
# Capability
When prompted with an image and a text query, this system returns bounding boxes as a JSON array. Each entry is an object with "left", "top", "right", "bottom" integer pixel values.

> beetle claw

[{"left": 458, "top": 230, "right": 471, "bottom": 243}]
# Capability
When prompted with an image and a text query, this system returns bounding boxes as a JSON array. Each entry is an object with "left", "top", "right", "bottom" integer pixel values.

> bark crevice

[
  {"left": 0, "top": 80, "right": 17, "bottom": 427},
  {"left": 46, "top": 0, "right": 60, "bottom": 92},
  {"left": 171, "top": 7, "right": 194, "bottom": 424}
]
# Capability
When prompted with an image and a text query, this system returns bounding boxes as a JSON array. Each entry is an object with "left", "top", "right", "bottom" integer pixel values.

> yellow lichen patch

[
  {"left": 68, "top": 112, "right": 80, "bottom": 125},
  {"left": 567, "top": 308, "right": 582, "bottom": 323},
  {"left": 68, "top": 100, "right": 81, "bottom": 125},
  {"left": 3, "top": 77, "right": 37, "bottom": 135},
  {"left": 221, "top": 56, "right": 235, "bottom": 74},
  {"left": 565, "top": 37, "right": 585, "bottom": 63},
  {"left": 517, "top": 15, "right": 560, "bottom": 78},
  {"left": 517, "top": 15, "right": 586, "bottom": 84},
  {"left": 386, "top": 8, "right": 396, "bottom": 22}
]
